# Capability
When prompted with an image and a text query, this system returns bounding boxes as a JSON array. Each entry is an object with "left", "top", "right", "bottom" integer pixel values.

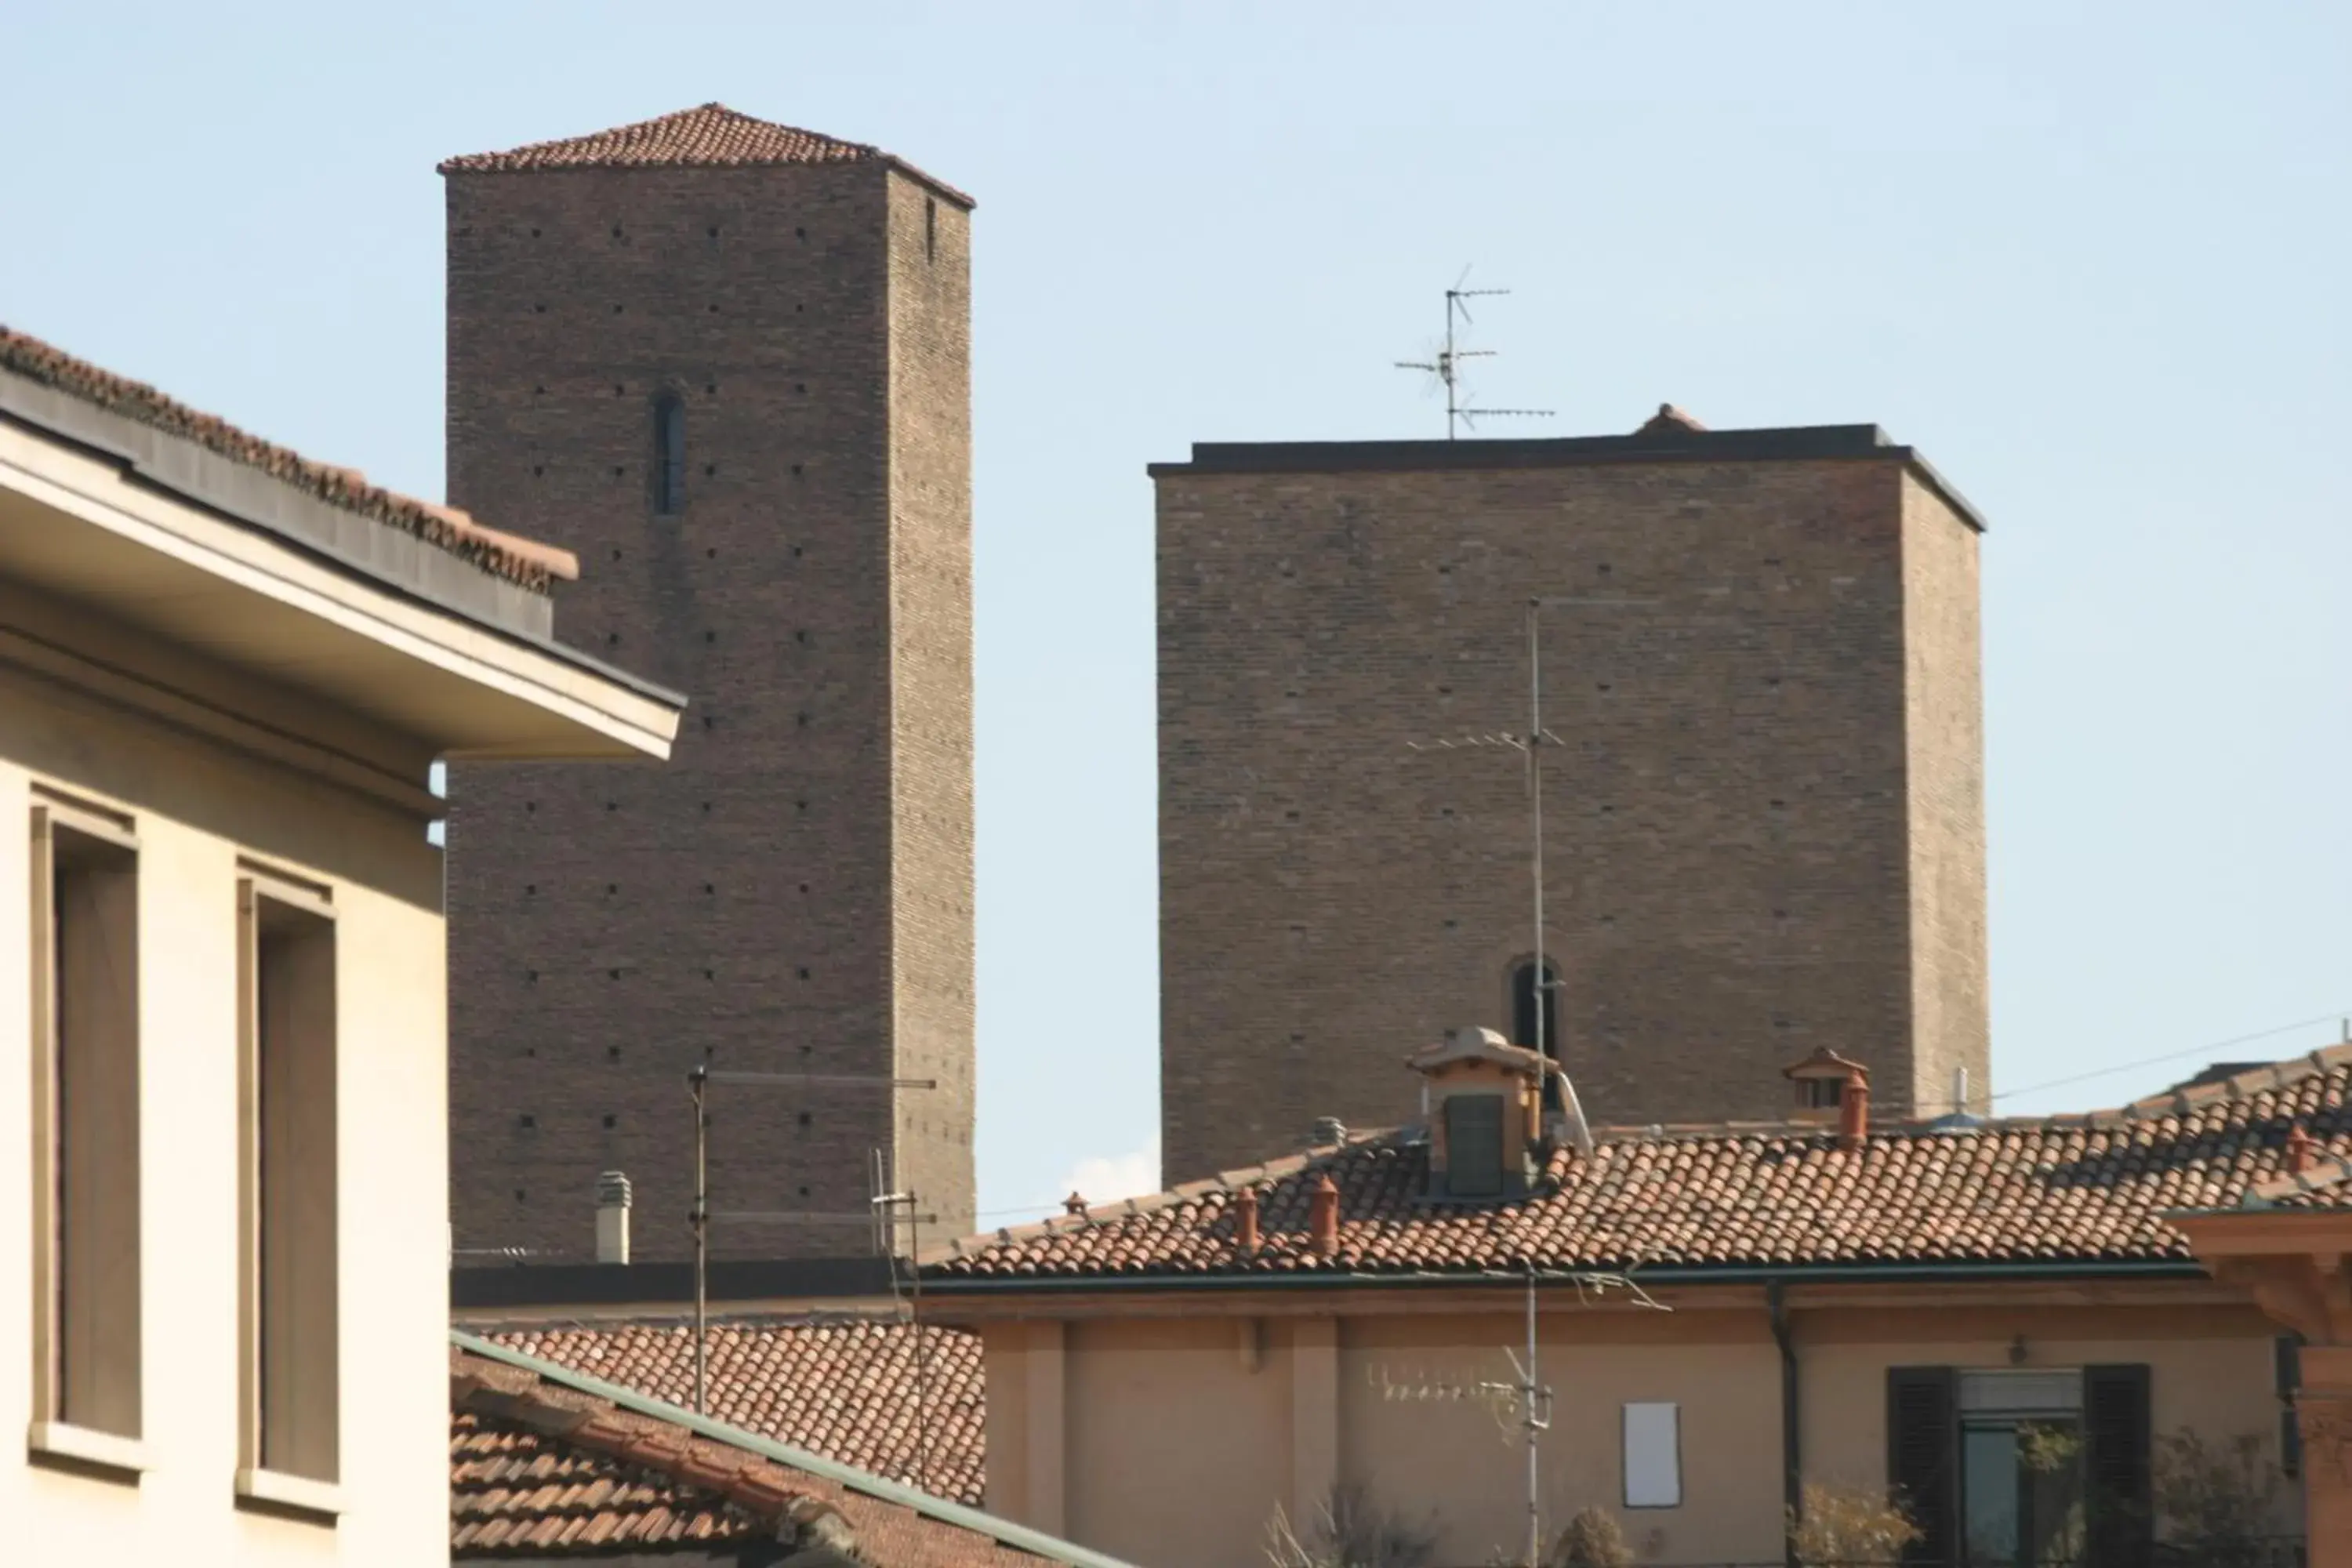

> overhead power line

[{"left": 1990, "top": 1008, "right": 2352, "bottom": 1105}]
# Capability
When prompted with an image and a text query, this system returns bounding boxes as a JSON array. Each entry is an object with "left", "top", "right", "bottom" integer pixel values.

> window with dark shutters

[
  {"left": 1886, "top": 1366, "right": 1958, "bottom": 1566},
  {"left": 1443, "top": 1094, "right": 1506, "bottom": 1198},
  {"left": 2083, "top": 1363, "right": 2152, "bottom": 1568}
]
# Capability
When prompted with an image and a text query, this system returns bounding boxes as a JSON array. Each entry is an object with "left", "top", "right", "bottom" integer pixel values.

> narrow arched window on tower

[
  {"left": 1509, "top": 959, "right": 1559, "bottom": 1061},
  {"left": 1511, "top": 958, "right": 1564, "bottom": 1112},
  {"left": 652, "top": 391, "right": 686, "bottom": 514}
]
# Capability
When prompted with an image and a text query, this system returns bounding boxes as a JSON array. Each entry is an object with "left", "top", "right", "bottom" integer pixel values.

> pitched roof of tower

[
  {"left": 439, "top": 103, "right": 974, "bottom": 207},
  {"left": 0, "top": 325, "right": 576, "bottom": 593},
  {"left": 924, "top": 1046, "right": 2352, "bottom": 1284}
]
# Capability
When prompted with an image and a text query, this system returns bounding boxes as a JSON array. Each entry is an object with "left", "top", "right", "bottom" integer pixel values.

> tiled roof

[
  {"left": 477, "top": 1314, "right": 984, "bottom": 1505},
  {"left": 452, "top": 1401, "right": 779, "bottom": 1554},
  {"left": 452, "top": 1339, "right": 1125, "bottom": 1567},
  {"left": 440, "top": 103, "right": 973, "bottom": 207},
  {"left": 930, "top": 1047, "right": 2352, "bottom": 1283},
  {"left": 0, "top": 325, "right": 573, "bottom": 592}
]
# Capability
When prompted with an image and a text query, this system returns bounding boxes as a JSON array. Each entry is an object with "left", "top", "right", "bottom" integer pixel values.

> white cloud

[{"left": 1054, "top": 1133, "right": 1162, "bottom": 1212}]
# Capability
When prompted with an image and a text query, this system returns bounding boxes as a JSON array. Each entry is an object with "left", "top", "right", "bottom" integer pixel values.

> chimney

[
  {"left": 595, "top": 1170, "right": 633, "bottom": 1265},
  {"left": 1311, "top": 1116, "right": 1348, "bottom": 1149},
  {"left": 1308, "top": 1174, "right": 1340, "bottom": 1258},
  {"left": 1062, "top": 1190, "right": 1087, "bottom": 1215},
  {"left": 1838, "top": 1066, "right": 1871, "bottom": 1152},
  {"left": 1232, "top": 1185, "right": 1260, "bottom": 1254},
  {"left": 2286, "top": 1124, "right": 2316, "bottom": 1176}
]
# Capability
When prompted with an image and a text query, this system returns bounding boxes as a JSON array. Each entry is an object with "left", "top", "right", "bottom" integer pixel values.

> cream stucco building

[
  {"left": 0, "top": 328, "right": 680, "bottom": 1563},
  {"left": 928, "top": 1034, "right": 2349, "bottom": 1568}
]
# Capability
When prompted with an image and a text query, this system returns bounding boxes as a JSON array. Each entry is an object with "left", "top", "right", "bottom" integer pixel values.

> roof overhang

[{"left": 0, "top": 406, "right": 681, "bottom": 771}]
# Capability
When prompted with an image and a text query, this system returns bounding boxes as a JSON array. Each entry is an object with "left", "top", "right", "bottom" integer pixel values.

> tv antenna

[
  {"left": 1394, "top": 268, "right": 1555, "bottom": 440},
  {"left": 1365, "top": 1265, "right": 1663, "bottom": 1567},
  {"left": 869, "top": 1153, "right": 937, "bottom": 1496},
  {"left": 1409, "top": 594, "right": 1657, "bottom": 1140},
  {"left": 684, "top": 1062, "right": 936, "bottom": 1417}
]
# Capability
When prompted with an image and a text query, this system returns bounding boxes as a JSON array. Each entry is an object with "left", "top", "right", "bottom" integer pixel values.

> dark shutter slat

[
  {"left": 1886, "top": 1366, "right": 1956, "bottom": 1566},
  {"left": 2085, "top": 1363, "right": 2153, "bottom": 1568}
]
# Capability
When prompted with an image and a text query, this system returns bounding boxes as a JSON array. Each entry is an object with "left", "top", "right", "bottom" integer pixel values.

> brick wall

[
  {"left": 883, "top": 172, "right": 976, "bottom": 1243},
  {"left": 1153, "top": 435, "right": 1990, "bottom": 1181},
  {"left": 444, "top": 158, "right": 975, "bottom": 1261},
  {"left": 1900, "top": 471, "right": 1989, "bottom": 1117}
]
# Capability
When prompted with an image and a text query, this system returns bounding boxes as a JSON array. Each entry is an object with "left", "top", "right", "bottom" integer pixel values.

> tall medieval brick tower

[
  {"left": 441, "top": 105, "right": 974, "bottom": 1261},
  {"left": 1155, "top": 412, "right": 1989, "bottom": 1181}
]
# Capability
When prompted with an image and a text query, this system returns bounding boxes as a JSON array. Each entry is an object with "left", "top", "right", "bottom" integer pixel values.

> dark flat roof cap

[{"left": 1149, "top": 422, "right": 1985, "bottom": 532}]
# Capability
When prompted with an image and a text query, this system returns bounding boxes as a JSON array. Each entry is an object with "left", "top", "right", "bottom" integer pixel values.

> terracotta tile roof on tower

[
  {"left": 452, "top": 1338, "right": 1126, "bottom": 1566},
  {"left": 440, "top": 103, "right": 974, "bottom": 207},
  {"left": 0, "top": 325, "right": 575, "bottom": 592},
  {"left": 927, "top": 1047, "right": 2352, "bottom": 1283},
  {"left": 476, "top": 1315, "right": 985, "bottom": 1505}
]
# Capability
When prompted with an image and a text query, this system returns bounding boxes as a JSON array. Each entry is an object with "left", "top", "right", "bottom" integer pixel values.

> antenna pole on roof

[
  {"left": 1393, "top": 267, "right": 1555, "bottom": 439},
  {"left": 688, "top": 1061, "right": 709, "bottom": 1414},
  {"left": 870, "top": 1175, "right": 933, "bottom": 1494},
  {"left": 683, "top": 1066, "right": 936, "bottom": 1419},
  {"left": 1408, "top": 596, "right": 1657, "bottom": 1123}
]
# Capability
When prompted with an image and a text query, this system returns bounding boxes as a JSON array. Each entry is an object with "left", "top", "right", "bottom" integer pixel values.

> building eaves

[
  {"left": 1, "top": 325, "right": 569, "bottom": 597},
  {"left": 0, "top": 328, "right": 687, "bottom": 713}
]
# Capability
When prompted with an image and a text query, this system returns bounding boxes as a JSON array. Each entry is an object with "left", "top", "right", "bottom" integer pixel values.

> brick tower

[
  {"left": 441, "top": 105, "right": 974, "bottom": 1261},
  {"left": 1154, "top": 411, "right": 1989, "bottom": 1181}
]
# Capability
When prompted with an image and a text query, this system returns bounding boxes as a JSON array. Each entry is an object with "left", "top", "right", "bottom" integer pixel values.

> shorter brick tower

[
  {"left": 441, "top": 105, "right": 974, "bottom": 1261},
  {"left": 1154, "top": 410, "right": 1990, "bottom": 1181}
]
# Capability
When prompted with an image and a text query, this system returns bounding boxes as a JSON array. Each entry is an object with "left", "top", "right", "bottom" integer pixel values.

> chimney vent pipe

[
  {"left": 1232, "top": 1185, "right": 1260, "bottom": 1254},
  {"left": 1308, "top": 1174, "right": 1340, "bottom": 1258},
  {"left": 1837, "top": 1069, "right": 1871, "bottom": 1152},
  {"left": 595, "top": 1170, "right": 633, "bottom": 1265}
]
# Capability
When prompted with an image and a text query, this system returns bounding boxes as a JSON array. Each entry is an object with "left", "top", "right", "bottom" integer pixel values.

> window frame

[
  {"left": 235, "top": 867, "right": 343, "bottom": 1514},
  {"left": 27, "top": 795, "right": 145, "bottom": 1473}
]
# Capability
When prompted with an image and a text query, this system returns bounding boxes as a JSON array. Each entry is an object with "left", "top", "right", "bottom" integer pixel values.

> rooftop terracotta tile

[
  {"left": 440, "top": 102, "right": 972, "bottom": 207},
  {"left": 930, "top": 1047, "right": 2352, "bottom": 1283},
  {"left": 477, "top": 1314, "right": 984, "bottom": 1506},
  {"left": 452, "top": 1343, "right": 1104, "bottom": 1566}
]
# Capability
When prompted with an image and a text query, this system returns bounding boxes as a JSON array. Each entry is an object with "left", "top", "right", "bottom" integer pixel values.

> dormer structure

[
  {"left": 1782, "top": 1046, "right": 1868, "bottom": 1122},
  {"left": 1407, "top": 1027, "right": 1549, "bottom": 1199}
]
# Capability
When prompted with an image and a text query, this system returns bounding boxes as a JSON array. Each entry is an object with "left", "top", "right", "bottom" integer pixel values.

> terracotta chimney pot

[
  {"left": 2286, "top": 1124, "right": 2316, "bottom": 1176},
  {"left": 1837, "top": 1066, "right": 1871, "bottom": 1152},
  {"left": 1308, "top": 1174, "right": 1341, "bottom": 1258},
  {"left": 1232, "top": 1185, "right": 1261, "bottom": 1254}
]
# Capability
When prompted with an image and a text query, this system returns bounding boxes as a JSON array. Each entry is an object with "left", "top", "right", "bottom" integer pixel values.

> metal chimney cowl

[{"left": 595, "top": 1170, "right": 633, "bottom": 1265}]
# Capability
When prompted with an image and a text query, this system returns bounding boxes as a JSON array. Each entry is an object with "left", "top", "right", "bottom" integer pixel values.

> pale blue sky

[{"left": 5, "top": 3, "right": 2347, "bottom": 1224}]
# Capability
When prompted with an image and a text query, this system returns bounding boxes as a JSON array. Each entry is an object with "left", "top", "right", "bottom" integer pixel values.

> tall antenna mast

[
  {"left": 1394, "top": 268, "right": 1555, "bottom": 439},
  {"left": 1410, "top": 595, "right": 1654, "bottom": 1136}
]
